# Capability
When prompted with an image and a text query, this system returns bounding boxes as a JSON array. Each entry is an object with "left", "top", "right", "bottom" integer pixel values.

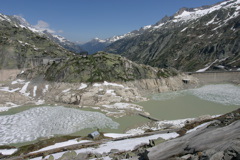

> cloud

[{"left": 34, "top": 20, "right": 56, "bottom": 34}]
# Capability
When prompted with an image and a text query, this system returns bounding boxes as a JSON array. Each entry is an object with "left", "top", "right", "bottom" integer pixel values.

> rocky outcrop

[
  {"left": 147, "top": 109, "right": 240, "bottom": 160},
  {"left": 125, "top": 74, "right": 198, "bottom": 95},
  {"left": 19, "top": 52, "right": 178, "bottom": 83}
]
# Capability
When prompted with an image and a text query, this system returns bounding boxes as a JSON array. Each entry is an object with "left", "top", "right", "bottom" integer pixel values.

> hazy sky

[{"left": 1, "top": 0, "right": 223, "bottom": 42}]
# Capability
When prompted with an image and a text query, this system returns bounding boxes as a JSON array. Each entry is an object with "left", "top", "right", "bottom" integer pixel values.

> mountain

[
  {"left": 0, "top": 13, "right": 74, "bottom": 69},
  {"left": 20, "top": 52, "right": 178, "bottom": 83},
  {"left": 106, "top": 0, "right": 240, "bottom": 72},
  {"left": 81, "top": 38, "right": 110, "bottom": 54},
  {"left": 42, "top": 31, "right": 85, "bottom": 54},
  {"left": 9, "top": 15, "right": 85, "bottom": 54},
  {"left": 81, "top": 27, "right": 151, "bottom": 54}
]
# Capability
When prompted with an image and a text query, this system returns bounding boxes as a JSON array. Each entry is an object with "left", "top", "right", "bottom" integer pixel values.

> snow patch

[
  {"left": 19, "top": 81, "right": 30, "bottom": 96},
  {"left": 0, "top": 102, "right": 20, "bottom": 112},
  {"left": 143, "top": 25, "right": 152, "bottom": 30},
  {"left": 62, "top": 88, "right": 71, "bottom": 93},
  {"left": 11, "top": 79, "right": 25, "bottom": 85},
  {"left": 78, "top": 83, "right": 88, "bottom": 90},
  {"left": 33, "top": 86, "right": 37, "bottom": 97},
  {"left": 42, "top": 85, "right": 49, "bottom": 94},
  {"left": 206, "top": 15, "right": 217, "bottom": 25},
  {"left": 93, "top": 81, "right": 124, "bottom": 88},
  {"left": 104, "top": 133, "right": 132, "bottom": 138},
  {"left": 187, "top": 121, "right": 213, "bottom": 133},
  {"left": 0, "top": 148, "right": 18, "bottom": 155},
  {"left": 196, "top": 59, "right": 218, "bottom": 72},
  {"left": 35, "top": 100, "right": 45, "bottom": 105},
  {"left": 31, "top": 139, "right": 92, "bottom": 153},
  {"left": 0, "top": 87, "right": 20, "bottom": 93},
  {"left": 181, "top": 27, "right": 188, "bottom": 32},
  {"left": 43, "top": 132, "right": 178, "bottom": 160},
  {"left": 106, "top": 89, "right": 116, "bottom": 96},
  {"left": 102, "top": 103, "right": 143, "bottom": 111}
]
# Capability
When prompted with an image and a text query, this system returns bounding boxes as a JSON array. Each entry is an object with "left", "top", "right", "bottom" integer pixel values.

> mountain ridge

[
  {"left": 7, "top": 15, "right": 85, "bottom": 54},
  {"left": 105, "top": 0, "right": 240, "bottom": 72}
]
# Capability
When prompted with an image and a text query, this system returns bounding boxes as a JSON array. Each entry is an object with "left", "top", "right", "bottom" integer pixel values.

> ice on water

[
  {"left": 189, "top": 84, "right": 240, "bottom": 105},
  {"left": 151, "top": 84, "right": 240, "bottom": 106},
  {"left": 0, "top": 106, "right": 119, "bottom": 145}
]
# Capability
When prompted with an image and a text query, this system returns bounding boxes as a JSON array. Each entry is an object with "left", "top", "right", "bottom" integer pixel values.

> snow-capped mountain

[
  {"left": 0, "top": 13, "right": 75, "bottom": 69},
  {"left": 81, "top": 25, "right": 151, "bottom": 54},
  {"left": 106, "top": 0, "right": 240, "bottom": 72},
  {"left": 5, "top": 15, "right": 85, "bottom": 54}
]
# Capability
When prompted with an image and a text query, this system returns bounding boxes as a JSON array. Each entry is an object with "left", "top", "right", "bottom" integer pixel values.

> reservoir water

[
  {"left": 0, "top": 84, "right": 239, "bottom": 146},
  {"left": 138, "top": 84, "right": 240, "bottom": 120}
]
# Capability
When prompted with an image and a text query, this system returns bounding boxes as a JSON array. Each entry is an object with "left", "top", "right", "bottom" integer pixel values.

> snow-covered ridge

[
  {"left": 90, "top": 0, "right": 240, "bottom": 45},
  {"left": 173, "top": 0, "right": 240, "bottom": 23},
  {"left": 0, "top": 13, "right": 73, "bottom": 46}
]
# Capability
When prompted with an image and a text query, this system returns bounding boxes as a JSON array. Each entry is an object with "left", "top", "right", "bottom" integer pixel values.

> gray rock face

[
  {"left": 106, "top": 0, "right": 240, "bottom": 72},
  {"left": 147, "top": 120, "right": 240, "bottom": 160}
]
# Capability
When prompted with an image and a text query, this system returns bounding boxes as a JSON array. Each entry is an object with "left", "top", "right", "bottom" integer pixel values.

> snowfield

[{"left": 38, "top": 132, "right": 179, "bottom": 160}]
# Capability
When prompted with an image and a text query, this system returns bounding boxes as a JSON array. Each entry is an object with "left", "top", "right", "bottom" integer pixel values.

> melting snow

[
  {"left": 104, "top": 133, "right": 132, "bottom": 138},
  {"left": 62, "top": 88, "right": 71, "bottom": 93},
  {"left": 78, "top": 83, "right": 88, "bottom": 90},
  {"left": 19, "top": 81, "right": 30, "bottom": 96},
  {"left": 0, "top": 106, "right": 119, "bottom": 145},
  {"left": 0, "top": 87, "right": 20, "bottom": 93},
  {"left": 106, "top": 89, "right": 116, "bottom": 96},
  {"left": 180, "top": 27, "right": 188, "bottom": 32},
  {"left": 0, "top": 102, "right": 20, "bottom": 112},
  {"left": 93, "top": 81, "right": 124, "bottom": 88},
  {"left": 42, "top": 85, "right": 49, "bottom": 94},
  {"left": 0, "top": 148, "right": 18, "bottom": 155},
  {"left": 102, "top": 103, "right": 143, "bottom": 111},
  {"left": 206, "top": 16, "right": 217, "bottom": 25},
  {"left": 31, "top": 140, "right": 92, "bottom": 153},
  {"left": 187, "top": 121, "right": 213, "bottom": 133},
  {"left": 43, "top": 132, "right": 178, "bottom": 160},
  {"left": 196, "top": 59, "right": 218, "bottom": 72},
  {"left": 11, "top": 79, "right": 25, "bottom": 85},
  {"left": 33, "top": 86, "right": 37, "bottom": 97}
]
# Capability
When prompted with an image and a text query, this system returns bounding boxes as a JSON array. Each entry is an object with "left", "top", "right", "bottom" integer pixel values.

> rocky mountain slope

[
  {"left": 42, "top": 31, "right": 85, "bottom": 54},
  {"left": 0, "top": 14, "right": 85, "bottom": 70},
  {"left": 20, "top": 52, "right": 178, "bottom": 83},
  {"left": 106, "top": 0, "right": 240, "bottom": 72},
  {"left": 147, "top": 108, "right": 240, "bottom": 160},
  {"left": 0, "top": 13, "right": 75, "bottom": 69},
  {"left": 10, "top": 15, "right": 85, "bottom": 54},
  {"left": 81, "top": 27, "right": 149, "bottom": 54}
]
